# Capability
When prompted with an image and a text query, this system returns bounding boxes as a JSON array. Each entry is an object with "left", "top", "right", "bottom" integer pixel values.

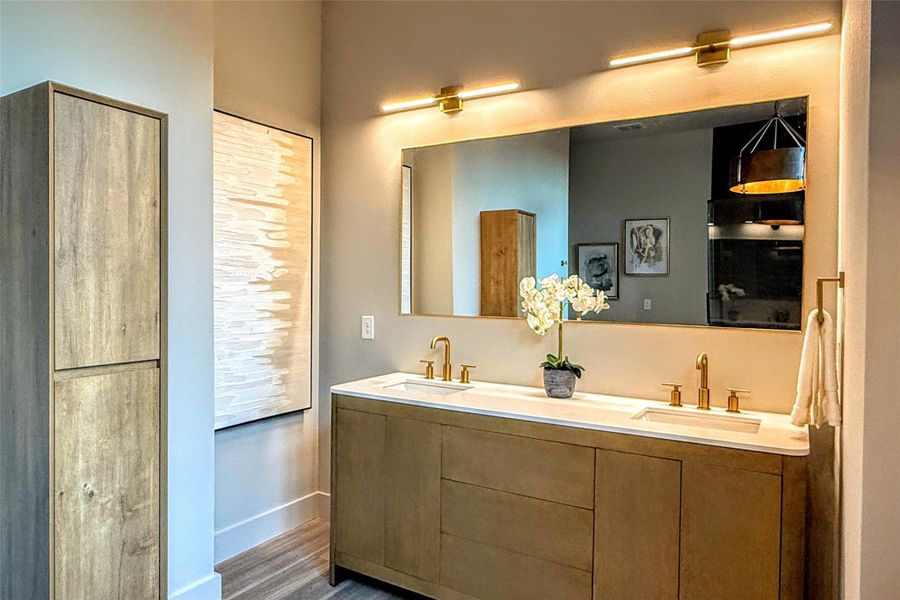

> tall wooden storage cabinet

[
  {"left": 1, "top": 82, "right": 167, "bottom": 600},
  {"left": 479, "top": 209, "right": 536, "bottom": 317}
]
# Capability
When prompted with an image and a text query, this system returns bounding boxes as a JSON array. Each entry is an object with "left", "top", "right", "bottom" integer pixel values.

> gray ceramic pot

[{"left": 543, "top": 368, "right": 576, "bottom": 399}]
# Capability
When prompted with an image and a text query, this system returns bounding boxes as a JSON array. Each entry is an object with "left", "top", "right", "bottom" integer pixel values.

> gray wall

[
  {"left": 568, "top": 129, "right": 711, "bottom": 324},
  {"left": 856, "top": 4, "right": 900, "bottom": 594},
  {"left": 840, "top": 0, "right": 900, "bottom": 597},
  {"left": 450, "top": 130, "right": 569, "bottom": 315},
  {"left": 0, "top": 2, "right": 219, "bottom": 598},
  {"left": 212, "top": 0, "right": 323, "bottom": 564}
]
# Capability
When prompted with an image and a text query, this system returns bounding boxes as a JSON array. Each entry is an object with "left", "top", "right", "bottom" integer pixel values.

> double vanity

[
  {"left": 330, "top": 372, "right": 809, "bottom": 600},
  {"left": 359, "top": 94, "right": 821, "bottom": 599}
]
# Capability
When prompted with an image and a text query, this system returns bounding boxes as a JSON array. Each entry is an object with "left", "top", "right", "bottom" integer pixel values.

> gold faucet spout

[
  {"left": 696, "top": 352, "right": 708, "bottom": 387},
  {"left": 696, "top": 352, "right": 710, "bottom": 410},
  {"left": 431, "top": 336, "right": 452, "bottom": 381}
]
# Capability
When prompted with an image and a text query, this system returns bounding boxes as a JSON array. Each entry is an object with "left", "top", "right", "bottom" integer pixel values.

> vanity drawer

[
  {"left": 441, "top": 534, "right": 592, "bottom": 600},
  {"left": 441, "top": 426, "right": 594, "bottom": 508},
  {"left": 441, "top": 479, "right": 593, "bottom": 571}
]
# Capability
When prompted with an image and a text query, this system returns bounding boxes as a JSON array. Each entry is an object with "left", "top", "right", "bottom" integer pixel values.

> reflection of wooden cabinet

[
  {"left": 331, "top": 394, "right": 807, "bottom": 600},
  {"left": 1, "top": 82, "right": 166, "bottom": 599},
  {"left": 480, "top": 209, "right": 536, "bottom": 317}
]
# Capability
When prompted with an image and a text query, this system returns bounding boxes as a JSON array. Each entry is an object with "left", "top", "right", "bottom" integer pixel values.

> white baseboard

[
  {"left": 214, "top": 492, "right": 320, "bottom": 564},
  {"left": 316, "top": 490, "right": 331, "bottom": 521},
  {"left": 169, "top": 572, "right": 222, "bottom": 600}
]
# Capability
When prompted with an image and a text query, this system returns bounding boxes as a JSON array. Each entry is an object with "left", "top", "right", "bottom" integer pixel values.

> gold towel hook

[{"left": 816, "top": 272, "right": 845, "bottom": 324}]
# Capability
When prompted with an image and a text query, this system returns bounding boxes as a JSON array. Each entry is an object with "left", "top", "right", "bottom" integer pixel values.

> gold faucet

[
  {"left": 430, "top": 336, "right": 452, "bottom": 381},
  {"left": 696, "top": 352, "right": 711, "bottom": 410}
]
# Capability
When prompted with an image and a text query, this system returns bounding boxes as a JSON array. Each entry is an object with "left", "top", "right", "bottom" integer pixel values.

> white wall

[
  {"left": 408, "top": 144, "right": 456, "bottom": 315},
  {"left": 0, "top": 2, "right": 219, "bottom": 598},
  {"left": 320, "top": 3, "right": 842, "bottom": 507},
  {"left": 407, "top": 129, "right": 570, "bottom": 316},
  {"left": 212, "top": 0, "right": 323, "bottom": 564},
  {"left": 568, "top": 129, "right": 711, "bottom": 324},
  {"left": 840, "top": 0, "right": 900, "bottom": 597}
]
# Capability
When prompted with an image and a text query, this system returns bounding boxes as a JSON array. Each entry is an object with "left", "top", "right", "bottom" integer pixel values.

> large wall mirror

[{"left": 401, "top": 97, "right": 808, "bottom": 330}]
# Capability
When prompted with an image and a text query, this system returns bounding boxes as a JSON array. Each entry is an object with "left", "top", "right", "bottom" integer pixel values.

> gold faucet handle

[
  {"left": 420, "top": 360, "right": 435, "bottom": 380},
  {"left": 459, "top": 363, "right": 476, "bottom": 384},
  {"left": 726, "top": 388, "right": 750, "bottom": 413},
  {"left": 661, "top": 382, "right": 683, "bottom": 407}
]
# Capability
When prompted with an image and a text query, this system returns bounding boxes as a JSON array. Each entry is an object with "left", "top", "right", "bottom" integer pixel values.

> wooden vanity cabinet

[
  {"left": 331, "top": 409, "right": 442, "bottom": 588},
  {"left": 1, "top": 82, "right": 166, "bottom": 600},
  {"left": 331, "top": 394, "right": 806, "bottom": 600}
]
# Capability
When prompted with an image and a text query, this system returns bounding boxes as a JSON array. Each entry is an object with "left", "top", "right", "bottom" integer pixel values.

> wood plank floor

[{"left": 215, "top": 518, "right": 425, "bottom": 600}]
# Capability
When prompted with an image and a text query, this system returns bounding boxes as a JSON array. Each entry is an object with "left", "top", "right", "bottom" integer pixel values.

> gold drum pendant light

[{"left": 731, "top": 102, "right": 807, "bottom": 195}]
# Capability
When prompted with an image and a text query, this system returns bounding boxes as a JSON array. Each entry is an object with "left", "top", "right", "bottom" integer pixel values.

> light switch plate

[
  {"left": 361, "top": 315, "right": 375, "bottom": 340},
  {"left": 643, "top": 299, "right": 652, "bottom": 310}
]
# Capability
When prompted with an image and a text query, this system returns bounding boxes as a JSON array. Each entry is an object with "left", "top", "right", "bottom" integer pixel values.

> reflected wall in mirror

[{"left": 401, "top": 98, "right": 807, "bottom": 330}]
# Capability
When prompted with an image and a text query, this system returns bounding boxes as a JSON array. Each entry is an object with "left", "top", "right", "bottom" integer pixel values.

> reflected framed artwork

[
  {"left": 624, "top": 218, "right": 669, "bottom": 276},
  {"left": 577, "top": 242, "right": 618, "bottom": 299}
]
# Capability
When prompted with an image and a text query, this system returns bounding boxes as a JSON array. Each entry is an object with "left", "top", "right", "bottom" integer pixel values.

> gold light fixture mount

[
  {"left": 381, "top": 82, "right": 520, "bottom": 114},
  {"left": 696, "top": 29, "right": 731, "bottom": 67},
  {"left": 437, "top": 86, "right": 464, "bottom": 114}
]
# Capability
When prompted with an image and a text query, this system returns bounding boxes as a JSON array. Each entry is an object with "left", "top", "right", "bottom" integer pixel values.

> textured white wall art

[{"left": 213, "top": 111, "right": 313, "bottom": 429}]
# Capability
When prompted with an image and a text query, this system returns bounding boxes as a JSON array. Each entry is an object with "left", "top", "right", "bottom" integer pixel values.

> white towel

[{"left": 791, "top": 309, "right": 841, "bottom": 428}]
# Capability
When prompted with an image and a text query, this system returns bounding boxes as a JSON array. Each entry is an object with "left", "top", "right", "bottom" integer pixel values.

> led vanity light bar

[
  {"left": 381, "top": 82, "right": 521, "bottom": 114},
  {"left": 609, "top": 21, "right": 834, "bottom": 68}
]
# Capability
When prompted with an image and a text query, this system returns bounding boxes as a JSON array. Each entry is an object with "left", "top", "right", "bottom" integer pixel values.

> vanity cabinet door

[
  {"left": 680, "top": 463, "right": 782, "bottom": 600},
  {"left": 384, "top": 416, "right": 441, "bottom": 582},
  {"left": 333, "top": 408, "right": 386, "bottom": 565},
  {"left": 594, "top": 450, "right": 681, "bottom": 600}
]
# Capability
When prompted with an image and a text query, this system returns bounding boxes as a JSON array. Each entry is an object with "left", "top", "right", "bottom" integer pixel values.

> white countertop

[{"left": 331, "top": 372, "right": 809, "bottom": 456}]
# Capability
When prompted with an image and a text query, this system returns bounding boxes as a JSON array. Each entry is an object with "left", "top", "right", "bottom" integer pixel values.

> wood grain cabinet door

[
  {"left": 594, "top": 450, "right": 681, "bottom": 600},
  {"left": 680, "top": 463, "right": 782, "bottom": 600},
  {"left": 384, "top": 416, "right": 441, "bottom": 582},
  {"left": 333, "top": 408, "right": 386, "bottom": 565},
  {"left": 53, "top": 92, "right": 160, "bottom": 370},
  {"left": 54, "top": 367, "right": 160, "bottom": 600}
]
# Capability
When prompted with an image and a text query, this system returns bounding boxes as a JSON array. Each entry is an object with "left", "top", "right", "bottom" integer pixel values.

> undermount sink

[
  {"left": 381, "top": 379, "right": 472, "bottom": 396},
  {"left": 633, "top": 407, "right": 761, "bottom": 434}
]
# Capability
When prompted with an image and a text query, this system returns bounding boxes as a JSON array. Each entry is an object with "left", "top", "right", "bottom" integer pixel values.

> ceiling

[{"left": 570, "top": 97, "right": 808, "bottom": 143}]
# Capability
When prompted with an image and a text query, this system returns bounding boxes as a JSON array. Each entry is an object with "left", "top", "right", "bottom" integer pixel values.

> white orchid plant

[{"left": 519, "top": 274, "right": 610, "bottom": 377}]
